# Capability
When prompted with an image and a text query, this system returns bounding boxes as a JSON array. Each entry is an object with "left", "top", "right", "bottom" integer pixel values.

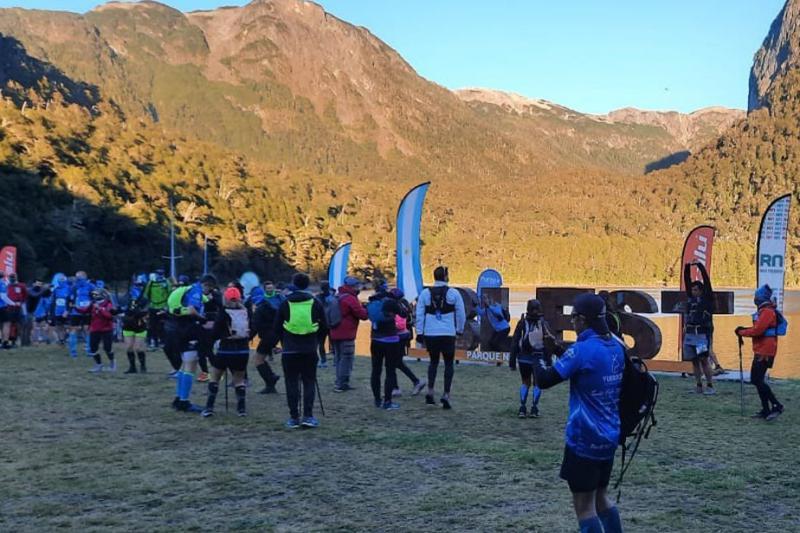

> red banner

[
  {"left": 1, "top": 246, "right": 17, "bottom": 276},
  {"left": 678, "top": 226, "right": 715, "bottom": 354}
]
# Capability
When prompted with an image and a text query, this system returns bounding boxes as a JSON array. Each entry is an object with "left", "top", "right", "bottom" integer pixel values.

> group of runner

[{"left": 3, "top": 259, "right": 785, "bottom": 532}]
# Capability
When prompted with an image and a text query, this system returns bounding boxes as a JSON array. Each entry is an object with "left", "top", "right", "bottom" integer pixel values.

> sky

[{"left": 0, "top": 0, "right": 786, "bottom": 113}]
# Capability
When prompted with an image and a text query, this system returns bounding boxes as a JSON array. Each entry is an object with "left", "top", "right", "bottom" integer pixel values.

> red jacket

[
  {"left": 89, "top": 300, "right": 116, "bottom": 333},
  {"left": 329, "top": 285, "right": 368, "bottom": 341},
  {"left": 738, "top": 303, "right": 778, "bottom": 358},
  {"left": 7, "top": 282, "right": 27, "bottom": 304}
]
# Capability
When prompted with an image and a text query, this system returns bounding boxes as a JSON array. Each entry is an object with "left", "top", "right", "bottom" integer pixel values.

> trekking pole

[
  {"left": 315, "top": 377, "right": 325, "bottom": 416},
  {"left": 737, "top": 335, "right": 744, "bottom": 417}
]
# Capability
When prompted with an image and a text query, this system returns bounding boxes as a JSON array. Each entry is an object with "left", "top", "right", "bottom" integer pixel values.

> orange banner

[{"left": 0, "top": 246, "right": 16, "bottom": 276}]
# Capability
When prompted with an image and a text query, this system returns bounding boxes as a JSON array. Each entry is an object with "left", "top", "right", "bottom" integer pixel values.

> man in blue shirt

[
  {"left": 534, "top": 293, "right": 624, "bottom": 533},
  {"left": 67, "top": 271, "right": 95, "bottom": 358}
]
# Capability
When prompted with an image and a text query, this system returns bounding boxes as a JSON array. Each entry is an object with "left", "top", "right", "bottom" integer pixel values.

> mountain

[
  {"left": 0, "top": 0, "right": 794, "bottom": 288},
  {"left": 456, "top": 89, "right": 743, "bottom": 172},
  {"left": 749, "top": 0, "right": 800, "bottom": 111}
]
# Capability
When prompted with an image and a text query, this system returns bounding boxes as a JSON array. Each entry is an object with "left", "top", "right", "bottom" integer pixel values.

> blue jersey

[
  {"left": 554, "top": 329, "right": 624, "bottom": 461},
  {"left": 183, "top": 283, "right": 205, "bottom": 316},
  {"left": 0, "top": 280, "right": 6, "bottom": 309},
  {"left": 70, "top": 279, "right": 95, "bottom": 315},
  {"left": 35, "top": 294, "right": 52, "bottom": 320},
  {"left": 52, "top": 282, "right": 72, "bottom": 316}
]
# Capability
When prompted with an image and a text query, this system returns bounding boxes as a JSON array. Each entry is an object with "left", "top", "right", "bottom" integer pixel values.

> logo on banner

[{"left": 465, "top": 350, "right": 510, "bottom": 363}]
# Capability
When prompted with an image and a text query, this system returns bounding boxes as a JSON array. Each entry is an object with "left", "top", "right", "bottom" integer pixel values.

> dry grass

[{"left": 1, "top": 345, "right": 798, "bottom": 532}]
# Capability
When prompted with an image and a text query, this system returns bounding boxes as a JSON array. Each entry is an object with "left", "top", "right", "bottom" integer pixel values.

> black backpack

[{"left": 614, "top": 354, "right": 658, "bottom": 501}]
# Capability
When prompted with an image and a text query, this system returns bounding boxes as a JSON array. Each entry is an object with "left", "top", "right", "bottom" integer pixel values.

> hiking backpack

[
  {"left": 324, "top": 295, "right": 343, "bottom": 329},
  {"left": 614, "top": 354, "right": 658, "bottom": 501},
  {"left": 366, "top": 298, "right": 385, "bottom": 328}
]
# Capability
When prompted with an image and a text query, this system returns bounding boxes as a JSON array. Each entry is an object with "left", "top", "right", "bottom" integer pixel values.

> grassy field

[{"left": 1, "top": 345, "right": 799, "bottom": 532}]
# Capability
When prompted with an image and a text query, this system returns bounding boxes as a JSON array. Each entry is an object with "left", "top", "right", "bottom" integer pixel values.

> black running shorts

[
  {"left": 559, "top": 445, "right": 614, "bottom": 493},
  {"left": 209, "top": 354, "right": 249, "bottom": 372},
  {"left": 69, "top": 314, "right": 91, "bottom": 327}
]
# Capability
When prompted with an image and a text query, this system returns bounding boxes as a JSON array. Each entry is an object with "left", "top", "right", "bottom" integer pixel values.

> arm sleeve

[
  {"left": 739, "top": 308, "right": 775, "bottom": 337},
  {"left": 697, "top": 262, "right": 712, "bottom": 295},
  {"left": 534, "top": 363, "right": 566, "bottom": 389},
  {"left": 683, "top": 263, "right": 692, "bottom": 297},
  {"left": 415, "top": 291, "right": 426, "bottom": 335},
  {"left": 509, "top": 321, "right": 523, "bottom": 364},
  {"left": 453, "top": 289, "right": 466, "bottom": 334},
  {"left": 553, "top": 345, "right": 583, "bottom": 380}
]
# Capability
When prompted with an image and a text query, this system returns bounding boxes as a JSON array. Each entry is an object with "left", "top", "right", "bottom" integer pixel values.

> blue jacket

[
  {"left": 415, "top": 282, "right": 466, "bottom": 338},
  {"left": 553, "top": 328, "right": 624, "bottom": 461}
]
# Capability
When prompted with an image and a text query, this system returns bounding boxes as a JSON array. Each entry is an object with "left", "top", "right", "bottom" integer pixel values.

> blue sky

[{"left": 0, "top": 0, "right": 785, "bottom": 113}]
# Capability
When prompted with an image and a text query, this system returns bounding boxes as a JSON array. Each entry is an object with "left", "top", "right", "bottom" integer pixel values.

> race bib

[{"left": 56, "top": 298, "right": 66, "bottom": 307}]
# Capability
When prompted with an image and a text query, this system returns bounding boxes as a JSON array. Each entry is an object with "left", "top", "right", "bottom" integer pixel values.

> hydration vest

[
  {"left": 168, "top": 286, "right": 192, "bottom": 316},
  {"left": 684, "top": 296, "right": 711, "bottom": 329},
  {"left": 71, "top": 280, "right": 94, "bottom": 314},
  {"left": 520, "top": 318, "right": 545, "bottom": 351},
  {"left": 425, "top": 286, "right": 456, "bottom": 316},
  {"left": 284, "top": 299, "right": 319, "bottom": 335},
  {"left": 225, "top": 308, "right": 251, "bottom": 339}
]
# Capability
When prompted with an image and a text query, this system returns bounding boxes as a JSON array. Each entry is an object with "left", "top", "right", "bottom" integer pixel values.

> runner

[
  {"left": 251, "top": 280, "right": 283, "bottom": 394},
  {"left": 202, "top": 286, "right": 251, "bottom": 418},
  {"left": 367, "top": 288, "right": 405, "bottom": 410},
  {"left": 388, "top": 288, "right": 426, "bottom": 397},
  {"left": 144, "top": 269, "right": 171, "bottom": 349},
  {"left": 67, "top": 271, "right": 95, "bottom": 358},
  {"left": 122, "top": 274, "right": 149, "bottom": 374},
  {"left": 0, "top": 272, "right": 12, "bottom": 349},
  {"left": 315, "top": 281, "right": 334, "bottom": 368},
  {"left": 169, "top": 274, "right": 217, "bottom": 413},
  {"left": 533, "top": 293, "right": 624, "bottom": 533},
  {"left": 49, "top": 273, "right": 71, "bottom": 347},
  {"left": 162, "top": 275, "right": 191, "bottom": 377},
  {"left": 682, "top": 261, "right": 716, "bottom": 395},
  {"left": 269, "top": 273, "right": 326, "bottom": 428},
  {"left": 414, "top": 266, "right": 465, "bottom": 409},
  {"left": 6, "top": 273, "right": 27, "bottom": 348},
  {"left": 329, "top": 276, "right": 368, "bottom": 393},
  {"left": 509, "top": 299, "right": 555, "bottom": 418},
  {"left": 196, "top": 282, "right": 222, "bottom": 383},
  {"left": 87, "top": 289, "right": 118, "bottom": 373},
  {"left": 736, "top": 284, "right": 785, "bottom": 421}
]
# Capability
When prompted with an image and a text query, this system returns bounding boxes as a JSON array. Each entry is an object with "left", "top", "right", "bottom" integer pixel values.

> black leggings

[
  {"left": 426, "top": 336, "right": 456, "bottom": 394},
  {"left": 751, "top": 356, "right": 781, "bottom": 412},
  {"left": 397, "top": 358, "right": 419, "bottom": 385},
  {"left": 370, "top": 341, "right": 402, "bottom": 402},
  {"left": 89, "top": 331, "right": 114, "bottom": 364},
  {"left": 282, "top": 353, "right": 317, "bottom": 419}
]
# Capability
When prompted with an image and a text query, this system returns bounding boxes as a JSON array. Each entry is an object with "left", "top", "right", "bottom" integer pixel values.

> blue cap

[
  {"left": 572, "top": 293, "right": 610, "bottom": 335},
  {"left": 755, "top": 284, "right": 773, "bottom": 305},
  {"left": 343, "top": 276, "right": 361, "bottom": 287}
]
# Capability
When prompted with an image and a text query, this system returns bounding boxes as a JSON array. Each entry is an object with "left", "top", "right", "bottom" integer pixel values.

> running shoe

[
  {"left": 751, "top": 410, "right": 769, "bottom": 419},
  {"left": 124, "top": 366, "right": 137, "bottom": 374},
  {"left": 518, "top": 406, "right": 527, "bottom": 418},
  {"left": 185, "top": 403, "right": 203, "bottom": 414},
  {"left": 201, "top": 408, "right": 214, "bottom": 418},
  {"left": 383, "top": 401, "right": 400, "bottom": 411},
  {"left": 425, "top": 395, "right": 436, "bottom": 406},
  {"left": 529, "top": 404, "right": 540, "bottom": 418},
  {"left": 259, "top": 386, "right": 277, "bottom": 395},
  {"left": 88, "top": 363, "right": 103, "bottom": 373},
  {"left": 301, "top": 416, "right": 320, "bottom": 428},
  {"left": 167, "top": 370, "right": 179, "bottom": 380},
  {"left": 237, "top": 408, "right": 247, "bottom": 418},
  {"left": 105, "top": 361, "right": 117, "bottom": 372},
  {"left": 285, "top": 418, "right": 301, "bottom": 429},
  {"left": 766, "top": 405, "right": 784, "bottom": 422},
  {"left": 440, "top": 397, "right": 452, "bottom": 410},
  {"left": 374, "top": 398, "right": 382, "bottom": 408},
  {"left": 333, "top": 386, "right": 346, "bottom": 393},
  {"left": 318, "top": 361, "right": 328, "bottom": 369},
  {"left": 197, "top": 372, "right": 209, "bottom": 383},
  {"left": 392, "top": 388, "right": 402, "bottom": 397},
  {"left": 702, "top": 387, "right": 717, "bottom": 396},
  {"left": 412, "top": 379, "right": 427, "bottom": 396}
]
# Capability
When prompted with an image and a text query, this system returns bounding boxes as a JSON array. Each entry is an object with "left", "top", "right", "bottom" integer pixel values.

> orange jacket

[{"left": 738, "top": 304, "right": 778, "bottom": 358}]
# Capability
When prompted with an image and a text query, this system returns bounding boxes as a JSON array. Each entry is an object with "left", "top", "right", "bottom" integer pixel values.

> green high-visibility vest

[
  {"left": 167, "top": 286, "right": 191, "bottom": 316},
  {"left": 284, "top": 299, "right": 319, "bottom": 335}
]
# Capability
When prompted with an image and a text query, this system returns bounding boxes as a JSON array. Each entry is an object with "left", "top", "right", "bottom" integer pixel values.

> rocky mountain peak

[{"left": 749, "top": 0, "right": 800, "bottom": 111}]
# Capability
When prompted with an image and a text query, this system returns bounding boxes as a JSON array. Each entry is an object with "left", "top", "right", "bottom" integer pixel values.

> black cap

[{"left": 572, "top": 293, "right": 610, "bottom": 335}]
